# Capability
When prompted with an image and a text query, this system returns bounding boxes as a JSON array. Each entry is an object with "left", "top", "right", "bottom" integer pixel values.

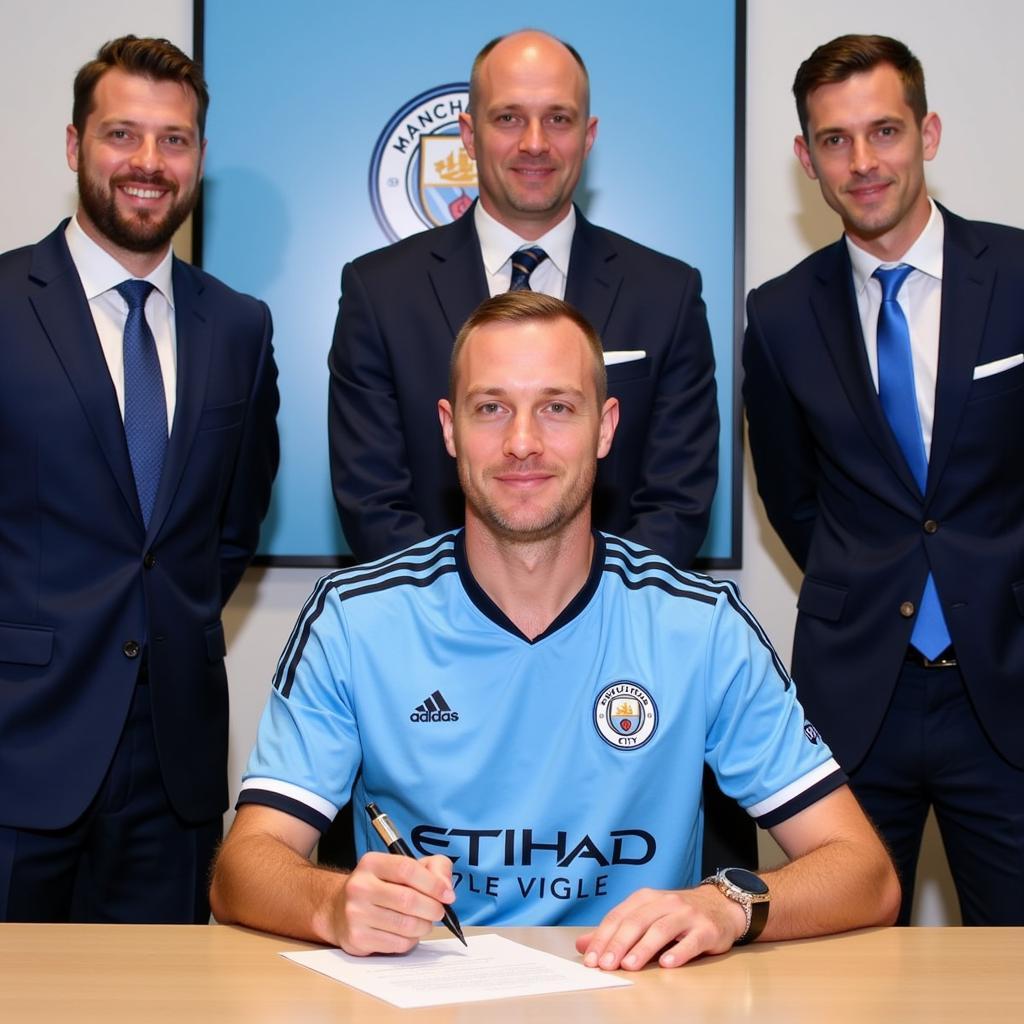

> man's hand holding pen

[{"left": 329, "top": 851, "right": 458, "bottom": 956}]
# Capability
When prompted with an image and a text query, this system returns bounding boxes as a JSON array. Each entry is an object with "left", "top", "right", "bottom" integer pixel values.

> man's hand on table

[{"left": 575, "top": 885, "right": 747, "bottom": 970}]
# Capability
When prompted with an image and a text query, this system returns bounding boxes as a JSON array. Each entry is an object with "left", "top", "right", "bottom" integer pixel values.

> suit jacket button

[
  {"left": 143, "top": 552, "right": 156, "bottom": 569},
  {"left": 123, "top": 640, "right": 141, "bottom": 658},
  {"left": 900, "top": 601, "right": 915, "bottom": 618},
  {"left": 923, "top": 520, "right": 939, "bottom": 534}
]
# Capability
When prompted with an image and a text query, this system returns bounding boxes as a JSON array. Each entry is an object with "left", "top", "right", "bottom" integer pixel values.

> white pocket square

[
  {"left": 973, "top": 353, "right": 1023, "bottom": 379},
  {"left": 603, "top": 349, "right": 647, "bottom": 366}
]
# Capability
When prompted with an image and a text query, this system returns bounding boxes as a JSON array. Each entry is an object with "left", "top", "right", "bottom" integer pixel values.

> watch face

[{"left": 724, "top": 868, "right": 769, "bottom": 895}]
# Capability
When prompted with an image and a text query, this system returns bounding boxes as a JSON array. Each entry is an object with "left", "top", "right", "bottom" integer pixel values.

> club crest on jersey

[
  {"left": 369, "top": 83, "right": 478, "bottom": 242},
  {"left": 594, "top": 681, "right": 658, "bottom": 749}
]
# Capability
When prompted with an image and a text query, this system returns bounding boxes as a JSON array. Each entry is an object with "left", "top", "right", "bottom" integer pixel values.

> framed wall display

[{"left": 196, "top": 0, "right": 745, "bottom": 566}]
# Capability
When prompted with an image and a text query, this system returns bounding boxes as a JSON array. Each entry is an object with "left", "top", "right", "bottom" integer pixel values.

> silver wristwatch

[{"left": 700, "top": 867, "right": 770, "bottom": 945}]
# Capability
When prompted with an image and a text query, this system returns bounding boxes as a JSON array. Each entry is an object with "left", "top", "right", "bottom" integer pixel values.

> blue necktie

[
  {"left": 117, "top": 280, "right": 167, "bottom": 528},
  {"left": 874, "top": 265, "right": 950, "bottom": 658},
  {"left": 508, "top": 246, "right": 549, "bottom": 291}
]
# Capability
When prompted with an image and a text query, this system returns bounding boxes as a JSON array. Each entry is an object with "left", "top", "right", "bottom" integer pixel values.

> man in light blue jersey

[{"left": 212, "top": 294, "right": 898, "bottom": 969}]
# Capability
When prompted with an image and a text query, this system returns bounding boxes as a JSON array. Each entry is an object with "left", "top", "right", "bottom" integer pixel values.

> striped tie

[
  {"left": 874, "top": 265, "right": 951, "bottom": 659},
  {"left": 508, "top": 246, "right": 549, "bottom": 291},
  {"left": 117, "top": 279, "right": 167, "bottom": 527}
]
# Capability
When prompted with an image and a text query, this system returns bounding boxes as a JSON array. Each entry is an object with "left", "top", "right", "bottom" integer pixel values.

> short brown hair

[
  {"left": 468, "top": 30, "right": 590, "bottom": 117},
  {"left": 449, "top": 292, "right": 607, "bottom": 406},
  {"left": 73, "top": 35, "right": 209, "bottom": 137},
  {"left": 793, "top": 34, "right": 926, "bottom": 138}
]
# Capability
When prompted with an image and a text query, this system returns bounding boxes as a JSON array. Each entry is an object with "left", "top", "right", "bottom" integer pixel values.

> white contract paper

[{"left": 281, "top": 933, "right": 632, "bottom": 1008}]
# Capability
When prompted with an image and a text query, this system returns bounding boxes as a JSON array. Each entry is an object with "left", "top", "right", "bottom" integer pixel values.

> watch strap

[{"left": 740, "top": 892, "right": 769, "bottom": 945}]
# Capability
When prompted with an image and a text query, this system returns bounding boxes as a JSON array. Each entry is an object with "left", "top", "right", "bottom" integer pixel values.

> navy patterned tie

[
  {"left": 874, "top": 265, "right": 950, "bottom": 658},
  {"left": 117, "top": 280, "right": 167, "bottom": 527},
  {"left": 508, "top": 246, "right": 549, "bottom": 291}
]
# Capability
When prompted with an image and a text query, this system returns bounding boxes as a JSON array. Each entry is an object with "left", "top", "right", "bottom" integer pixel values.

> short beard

[
  {"left": 459, "top": 460, "right": 595, "bottom": 545},
  {"left": 78, "top": 168, "right": 198, "bottom": 254}
]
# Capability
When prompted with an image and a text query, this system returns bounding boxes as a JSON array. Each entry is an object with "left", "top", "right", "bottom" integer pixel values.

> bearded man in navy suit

[
  {"left": 0, "top": 36, "right": 278, "bottom": 922},
  {"left": 744, "top": 34, "right": 1024, "bottom": 924},
  {"left": 328, "top": 29, "right": 752, "bottom": 874}
]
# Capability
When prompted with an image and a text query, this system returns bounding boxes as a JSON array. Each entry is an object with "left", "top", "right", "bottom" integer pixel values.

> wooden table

[{"left": 0, "top": 924, "right": 1020, "bottom": 1022}]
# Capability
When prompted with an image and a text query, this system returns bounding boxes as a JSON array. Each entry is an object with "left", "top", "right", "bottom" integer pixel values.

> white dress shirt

[
  {"left": 64, "top": 214, "right": 177, "bottom": 430},
  {"left": 474, "top": 201, "right": 575, "bottom": 299},
  {"left": 847, "top": 198, "right": 943, "bottom": 456}
]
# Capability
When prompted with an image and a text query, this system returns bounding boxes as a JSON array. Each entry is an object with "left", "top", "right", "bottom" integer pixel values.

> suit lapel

[
  {"left": 145, "top": 258, "right": 213, "bottom": 541},
  {"left": 427, "top": 208, "right": 489, "bottom": 336},
  {"left": 810, "top": 240, "right": 923, "bottom": 501},
  {"left": 27, "top": 225, "right": 142, "bottom": 524},
  {"left": 563, "top": 210, "right": 622, "bottom": 335},
  {"left": 926, "top": 207, "right": 992, "bottom": 502}
]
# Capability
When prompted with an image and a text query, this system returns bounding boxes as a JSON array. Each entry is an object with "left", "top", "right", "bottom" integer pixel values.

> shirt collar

[
  {"left": 453, "top": 527, "right": 605, "bottom": 644},
  {"left": 473, "top": 201, "right": 576, "bottom": 279},
  {"left": 65, "top": 213, "right": 175, "bottom": 306},
  {"left": 847, "top": 197, "right": 944, "bottom": 296}
]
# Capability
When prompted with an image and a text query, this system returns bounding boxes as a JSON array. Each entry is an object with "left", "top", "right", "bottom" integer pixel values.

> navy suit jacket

[
  {"left": 329, "top": 205, "right": 718, "bottom": 567},
  {"left": 0, "top": 223, "right": 279, "bottom": 830},
  {"left": 743, "top": 206, "right": 1024, "bottom": 772}
]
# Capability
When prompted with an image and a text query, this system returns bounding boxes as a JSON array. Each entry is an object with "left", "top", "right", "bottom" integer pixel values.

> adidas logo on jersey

[{"left": 410, "top": 689, "right": 460, "bottom": 723}]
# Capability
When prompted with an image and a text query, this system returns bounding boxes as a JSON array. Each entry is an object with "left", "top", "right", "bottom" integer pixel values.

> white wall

[
  {"left": 1, "top": 0, "right": 192, "bottom": 250},
  {"left": 6, "top": 0, "right": 1021, "bottom": 928}
]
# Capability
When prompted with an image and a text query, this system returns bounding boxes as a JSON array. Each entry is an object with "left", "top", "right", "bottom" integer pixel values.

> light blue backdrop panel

[{"left": 201, "top": 0, "right": 739, "bottom": 562}]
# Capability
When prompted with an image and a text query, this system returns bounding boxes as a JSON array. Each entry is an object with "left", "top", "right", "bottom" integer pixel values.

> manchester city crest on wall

[{"left": 369, "top": 83, "right": 478, "bottom": 241}]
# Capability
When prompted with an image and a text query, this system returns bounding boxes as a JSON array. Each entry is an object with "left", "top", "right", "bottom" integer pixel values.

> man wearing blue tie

[
  {"left": 743, "top": 34, "right": 1024, "bottom": 924},
  {"left": 0, "top": 36, "right": 279, "bottom": 922}
]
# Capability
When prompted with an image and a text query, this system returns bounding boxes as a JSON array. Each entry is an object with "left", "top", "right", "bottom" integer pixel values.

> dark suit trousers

[
  {"left": 849, "top": 659, "right": 1024, "bottom": 925},
  {"left": 0, "top": 679, "right": 221, "bottom": 923}
]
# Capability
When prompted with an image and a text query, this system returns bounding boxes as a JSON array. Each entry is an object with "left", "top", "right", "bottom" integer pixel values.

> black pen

[{"left": 365, "top": 802, "right": 467, "bottom": 946}]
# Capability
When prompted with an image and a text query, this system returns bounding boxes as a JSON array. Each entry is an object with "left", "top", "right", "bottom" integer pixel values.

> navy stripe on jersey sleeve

[
  {"left": 275, "top": 536, "right": 458, "bottom": 699},
  {"left": 603, "top": 536, "right": 792, "bottom": 687},
  {"left": 753, "top": 766, "right": 848, "bottom": 829},
  {"left": 236, "top": 787, "right": 334, "bottom": 834}
]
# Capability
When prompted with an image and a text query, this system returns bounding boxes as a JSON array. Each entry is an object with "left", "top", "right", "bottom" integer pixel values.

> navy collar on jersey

[{"left": 454, "top": 529, "right": 606, "bottom": 644}]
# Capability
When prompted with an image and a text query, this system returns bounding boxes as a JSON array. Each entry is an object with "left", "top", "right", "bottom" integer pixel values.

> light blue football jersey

[{"left": 240, "top": 531, "right": 843, "bottom": 925}]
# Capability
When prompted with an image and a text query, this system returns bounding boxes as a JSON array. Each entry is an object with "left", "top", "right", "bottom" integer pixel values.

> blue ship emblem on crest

[{"left": 370, "top": 84, "right": 478, "bottom": 242}]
